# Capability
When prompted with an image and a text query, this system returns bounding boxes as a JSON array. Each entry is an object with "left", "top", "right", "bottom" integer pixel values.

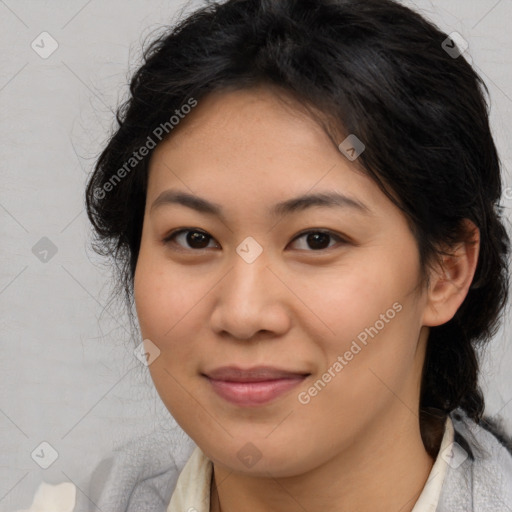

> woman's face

[{"left": 134, "top": 86, "right": 433, "bottom": 477}]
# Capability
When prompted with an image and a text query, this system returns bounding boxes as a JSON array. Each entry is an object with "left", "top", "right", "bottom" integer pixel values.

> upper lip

[{"left": 203, "top": 366, "right": 310, "bottom": 382}]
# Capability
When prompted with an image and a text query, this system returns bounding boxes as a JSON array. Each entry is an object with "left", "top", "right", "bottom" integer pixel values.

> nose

[{"left": 209, "top": 249, "right": 292, "bottom": 341}]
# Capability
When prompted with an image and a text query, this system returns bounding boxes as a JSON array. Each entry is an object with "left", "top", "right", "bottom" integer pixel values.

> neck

[{"left": 211, "top": 408, "right": 434, "bottom": 512}]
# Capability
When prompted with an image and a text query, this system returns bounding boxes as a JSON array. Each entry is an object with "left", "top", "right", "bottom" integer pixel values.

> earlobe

[{"left": 422, "top": 219, "right": 480, "bottom": 327}]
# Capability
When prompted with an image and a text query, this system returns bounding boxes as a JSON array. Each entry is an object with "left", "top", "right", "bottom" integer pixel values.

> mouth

[{"left": 202, "top": 366, "right": 310, "bottom": 407}]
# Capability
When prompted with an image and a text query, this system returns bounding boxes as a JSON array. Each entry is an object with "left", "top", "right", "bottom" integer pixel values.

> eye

[
  {"left": 288, "top": 229, "right": 347, "bottom": 251},
  {"left": 162, "top": 228, "right": 219, "bottom": 250},
  {"left": 162, "top": 228, "right": 347, "bottom": 252}
]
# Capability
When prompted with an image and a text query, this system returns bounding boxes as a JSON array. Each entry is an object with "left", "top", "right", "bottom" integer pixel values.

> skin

[{"left": 133, "top": 85, "right": 480, "bottom": 512}]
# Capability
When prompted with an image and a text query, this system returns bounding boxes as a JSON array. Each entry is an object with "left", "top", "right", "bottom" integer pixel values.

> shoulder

[
  {"left": 75, "top": 413, "right": 512, "bottom": 512},
  {"left": 438, "top": 409, "right": 512, "bottom": 511},
  {"left": 75, "top": 428, "right": 195, "bottom": 512}
]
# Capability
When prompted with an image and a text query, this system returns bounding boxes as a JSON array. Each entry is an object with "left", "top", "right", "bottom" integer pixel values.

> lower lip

[{"left": 206, "top": 376, "right": 307, "bottom": 407}]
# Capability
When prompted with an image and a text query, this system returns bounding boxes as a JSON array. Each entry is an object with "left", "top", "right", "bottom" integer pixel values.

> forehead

[
  {"left": 153, "top": 86, "right": 337, "bottom": 156},
  {"left": 145, "top": 86, "right": 393, "bottom": 220}
]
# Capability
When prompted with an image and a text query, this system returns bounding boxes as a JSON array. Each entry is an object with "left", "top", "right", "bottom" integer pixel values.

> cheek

[
  {"left": 134, "top": 249, "right": 198, "bottom": 340},
  {"left": 304, "top": 261, "right": 403, "bottom": 342},
  {"left": 133, "top": 256, "right": 208, "bottom": 421},
  {"left": 133, "top": 252, "right": 222, "bottom": 383},
  {"left": 306, "top": 250, "right": 423, "bottom": 383},
  {"left": 133, "top": 261, "right": 169, "bottom": 339}
]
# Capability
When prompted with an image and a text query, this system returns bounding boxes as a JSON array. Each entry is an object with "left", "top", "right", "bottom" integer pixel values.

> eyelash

[{"left": 162, "top": 228, "right": 348, "bottom": 253}]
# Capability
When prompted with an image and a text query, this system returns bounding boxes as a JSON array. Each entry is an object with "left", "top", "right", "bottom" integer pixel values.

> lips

[{"left": 203, "top": 366, "right": 310, "bottom": 406}]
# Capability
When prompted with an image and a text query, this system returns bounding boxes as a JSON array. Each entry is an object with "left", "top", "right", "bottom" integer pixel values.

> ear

[{"left": 422, "top": 219, "right": 480, "bottom": 327}]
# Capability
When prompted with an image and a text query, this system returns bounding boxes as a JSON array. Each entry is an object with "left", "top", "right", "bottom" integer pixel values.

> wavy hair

[{"left": 85, "top": 0, "right": 510, "bottom": 456}]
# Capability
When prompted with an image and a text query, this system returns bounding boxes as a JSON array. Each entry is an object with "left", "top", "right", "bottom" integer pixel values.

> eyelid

[
  {"left": 291, "top": 228, "right": 347, "bottom": 242},
  {"left": 162, "top": 227, "right": 219, "bottom": 250},
  {"left": 162, "top": 228, "right": 349, "bottom": 251}
]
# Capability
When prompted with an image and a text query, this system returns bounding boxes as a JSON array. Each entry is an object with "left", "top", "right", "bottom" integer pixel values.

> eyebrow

[{"left": 150, "top": 189, "right": 372, "bottom": 218}]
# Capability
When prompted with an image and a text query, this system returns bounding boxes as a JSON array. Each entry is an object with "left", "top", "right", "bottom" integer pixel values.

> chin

[{"left": 200, "top": 437, "right": 318, "bottom": 478}]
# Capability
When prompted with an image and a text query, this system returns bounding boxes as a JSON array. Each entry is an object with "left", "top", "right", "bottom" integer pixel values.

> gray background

[{"left": 1, "top": 0, "right": 511, "bottom": 510}]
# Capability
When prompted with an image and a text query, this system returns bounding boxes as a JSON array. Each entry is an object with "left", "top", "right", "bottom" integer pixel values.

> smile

[
  {"left": 206, "top": 377, "right": 308, "bottom": 406},
  {"left": 203, "top": 366, "right": 310, "bottom": 407}
]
